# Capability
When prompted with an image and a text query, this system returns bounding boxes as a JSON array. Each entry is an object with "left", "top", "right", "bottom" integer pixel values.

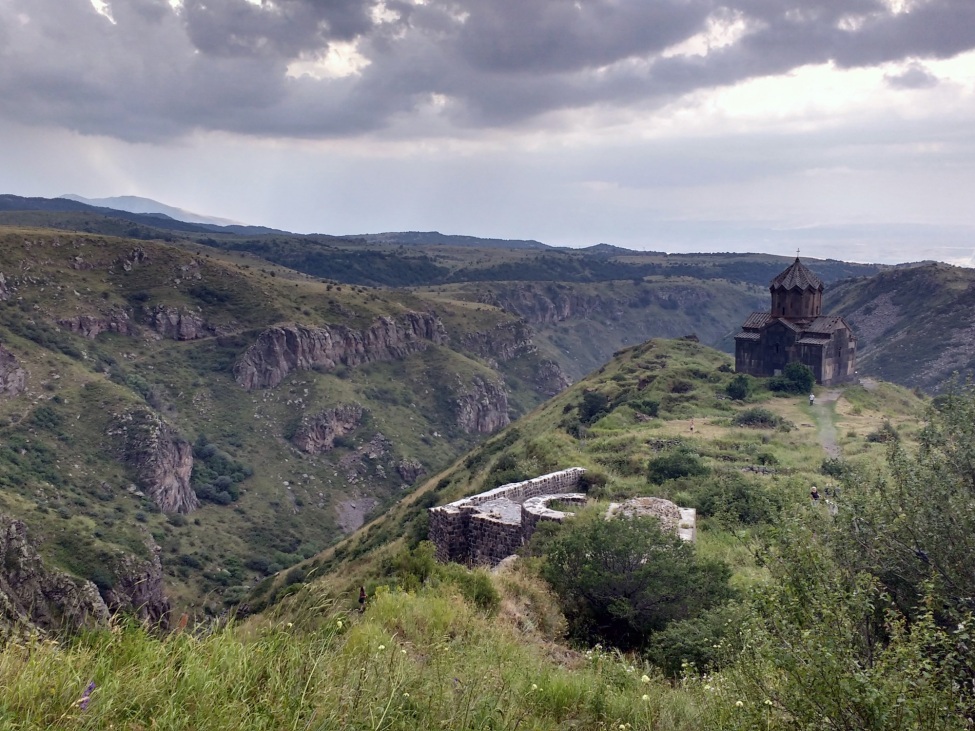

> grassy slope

[
  {"left": 0, "top": 337, "right": 927, "bottom": 731},
  {"left": 261, "top": 338, "right": 923, "bottom": 612}
]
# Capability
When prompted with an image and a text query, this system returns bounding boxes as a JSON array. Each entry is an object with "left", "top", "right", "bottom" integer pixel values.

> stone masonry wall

[
  {"left": 429, "top": 468, "right": 586, "bottom": 565},
  {"left": 521, "top": 494, "right": 588, "bottom": 541}
]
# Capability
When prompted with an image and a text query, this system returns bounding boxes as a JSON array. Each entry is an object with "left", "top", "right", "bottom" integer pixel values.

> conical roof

[{"left": 770, "top": 257, "right": 823, "bottom": 291}]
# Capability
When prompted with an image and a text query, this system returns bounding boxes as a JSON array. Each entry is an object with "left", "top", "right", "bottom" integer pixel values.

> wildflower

[
  {"left": 764, "top": 699, "right": 773, "bottom": 706},
  {"left": 337, "top": 620, "right": 343, "bottom": 629},
  {"left": 401, "top": 649, "right": 407, "bottom": 654},
  {"left": 402, "top": 692, "right": 410, "bottom": 698},
  {"left": 531, "top": 684, "right": 538, "bottom": 691},
  {"left": 642, "top": 694, "right": 650, "bottom": 702},
  {"left": 641, "top": 674, "right": 650, "bottom": 684},
  {"left": 736, "top": 700, "right": 744, "bottom": 708},
  {"left": 77, "top": 681, "right": 95, "bottom": 711},
  {"left": 286, "top": 622, "right": 293, "bottom": 628},
  {"left": 378, "top": 644, "right": 386, "bottom": 651}
]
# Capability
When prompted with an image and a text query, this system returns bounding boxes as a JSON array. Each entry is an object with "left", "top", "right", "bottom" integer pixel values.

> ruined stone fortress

[{"left": 428, "top": 468, "right": 697, "bottom": 566}]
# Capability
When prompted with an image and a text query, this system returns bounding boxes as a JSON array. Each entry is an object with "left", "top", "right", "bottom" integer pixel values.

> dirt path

[{"left": 812, "top": 389, "right": 842, "bottom": 459}]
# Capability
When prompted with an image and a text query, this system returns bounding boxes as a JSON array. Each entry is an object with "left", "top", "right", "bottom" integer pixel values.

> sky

[{"left": 2, "top": 0, "right": 975, "bottom": 265}]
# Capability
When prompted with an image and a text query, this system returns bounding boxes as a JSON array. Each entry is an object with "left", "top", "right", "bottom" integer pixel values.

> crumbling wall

[
  {"left": 429, "top": 468, "right": 586, "bottom": 565},
  {"left": 521, "top": 494, "right": 587, "bottom": 541}
]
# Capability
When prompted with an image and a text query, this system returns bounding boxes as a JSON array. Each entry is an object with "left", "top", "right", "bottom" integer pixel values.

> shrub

[
  {"left": 692, "top": 474, "right": 782, "bottom": 525},
  {"left": 732, "top": 407, "right": 789, "bottom": 429},
  {"left": 866, "top": 419, "right": 900, "bottom": 443},
  {"left": 541, "top": 513, "right": 733, "bottom": 649},
  {"left": 647, "top": 450, "right": 709, "bottom": 484},
  {"left": 579, "top": 391, "right": 610, "bottom": 425},
  {"left": 768, "top": 362, "right": 815, "bottom": 394},
  {"left": 821, "top": 457, "right": 851, "bottom": 477},
  {"left": 647, "top": 603, "right": 743, "bottom": 677},
  {"left": 726, "top": 374, "right": 752, "bottom": 401}
]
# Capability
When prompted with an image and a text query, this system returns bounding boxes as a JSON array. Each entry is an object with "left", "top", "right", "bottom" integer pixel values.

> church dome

[{"left": 770, "top": 257, "right": 823, "bottom": 291}]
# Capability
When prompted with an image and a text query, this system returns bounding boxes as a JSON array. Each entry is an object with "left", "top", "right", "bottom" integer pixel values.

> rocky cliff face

[
  {"left": 58, "top": 311, "right": 133, "bottom": 338},
  {"left": 454, "top": 376, "right": 510, "bottom": 434},
  {"left": 0, "top": 516, "right": 109, "bottom": 638},
  {"left": 149, "top": 305, "right": 220, "bottom": 340},
  {"left": 461, "top": 321, "right": 537, "bottom": 363},
  {"left": 104, "top": 540, "right": 170, "bottom": 627},
  {"left": 234, "top": 312, "right": 448, "bottom": 390},
  {"left": 0, "top": 345, "right": 26, "bottom": 397},
  {"left": 534, "top": 359, "right": 571, "bottom": 396},
  {"left": 109, "top": 409, "right": 199, "bottom": 514},
  {"left": 292, "top": 404, "right": 364, "bottom": 454},
  {"left": 482, "top": 286, "right": 609, "bottom": 325}
]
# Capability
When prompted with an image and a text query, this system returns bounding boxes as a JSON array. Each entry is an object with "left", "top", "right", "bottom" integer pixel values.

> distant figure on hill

[
  {"left": 358, "top": 586, "right": 367, "bottom": 613},
  {"left": 810, "top": 485, "right": 820, "bottom": 502},
  {"left": 809, "top": 393, "right": 815, "bottom": 406}
]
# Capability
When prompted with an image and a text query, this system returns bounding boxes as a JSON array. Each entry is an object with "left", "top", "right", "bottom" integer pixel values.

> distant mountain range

[{"left": 60, "top": 194, "right": 241, "bottom": 227}]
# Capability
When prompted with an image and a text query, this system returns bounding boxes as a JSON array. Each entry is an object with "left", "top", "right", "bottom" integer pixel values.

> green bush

[
  {"left": 692, "top": 474, "right": 782, "bottom": 525},
  {"left": 647, "top": 603, "right": 743, "bottom": 677},
  {"left": 732, "top": 407, "right": 788, "bottom": 429},
  {"left": 648, "top": 450, "right": 709, "bottom": 484},
  {"left": 725, "top": 374, "right": 752, "bottom": 401},
  {"left": 540, "top": 513, "right": 733, "bottom": 650},
  {"left": 768, "top": 362, "right": 815, "bottom": 394}
]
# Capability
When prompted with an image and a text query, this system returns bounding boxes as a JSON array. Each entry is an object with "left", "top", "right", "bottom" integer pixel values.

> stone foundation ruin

[{"left": 429, "top": 468, "right": 696, "bottom": 567}]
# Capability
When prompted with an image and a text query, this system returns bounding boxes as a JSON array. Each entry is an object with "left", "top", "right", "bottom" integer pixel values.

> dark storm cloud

[{"left": 0, "top": 0, "right": 973, "bottom": 141}]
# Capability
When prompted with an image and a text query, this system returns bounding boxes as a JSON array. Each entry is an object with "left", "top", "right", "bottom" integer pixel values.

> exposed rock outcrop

[
  {"left": 454, "top": 376, "right": 509, "bottom": 434},
  {"left": 234, "top": 312, "right": 448, "bottom": 390},
  {"left": 149, "top": 305, "right": 219, "bottom": 341},
  {"left": 292, "top": 404, "right": 364, "bottom": 454},
  {"left": 0, "top": 273, "right": 9, "bottom": 301},
  {"left": 58, "top": 311, "right": 133, "bottom": 338},
  {"left": 109, "top": 409, "right": 199, "bottom": 514},
  {"left": 461, "top": 321, "right": 537, "bottom": 363},
  {"left": 534, "top": 359, "right": 571, "bottom": 396},
  {"left": 397, "top": 458, "right": 426, "bottom": 484},
  {"left": 338, "top": 432, "right": 393, "bottom": 483},
  {"left": 481, "top": 287, "right": 609, "bottom": 325},
  {"left": 0, "top": 516, "right": 109, "bottom": 638},
  {"left": 104, "top": 539, "right": 170, "bottom": 627},
  {"left": 113, "top": 247, "right": 149, "bottom": 272},
  {"left": 0, "top": 345, "right": 26, "bottom": 397}
]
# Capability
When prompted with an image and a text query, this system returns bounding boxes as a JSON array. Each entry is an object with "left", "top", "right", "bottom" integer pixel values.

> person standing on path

[{"left": 809, "top": 393, "right": 815, "bottom": 406}]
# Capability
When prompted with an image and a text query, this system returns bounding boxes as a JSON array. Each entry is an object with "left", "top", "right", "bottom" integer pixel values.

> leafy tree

[
  {"left": 839, "top": 381, "right": 975, "bottom": 618},
  {"left": 540, "top": 513, "right": 732, "bottom": 650}
]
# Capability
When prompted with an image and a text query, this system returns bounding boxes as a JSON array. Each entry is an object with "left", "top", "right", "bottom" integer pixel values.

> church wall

[
  {"left": 821, "top": 327, "right": 856, "bottom": 385},
  {"left": 770, "top": 288, "right": 822, "bottom": 319}
]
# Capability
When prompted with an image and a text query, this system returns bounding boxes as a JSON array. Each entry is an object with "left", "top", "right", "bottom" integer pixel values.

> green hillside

[
  {"left": 0, "top": 227, "right": 567, "bottom": 616},
  {"left": 7, "top": 337, "right": 975, "bottom": 730}
]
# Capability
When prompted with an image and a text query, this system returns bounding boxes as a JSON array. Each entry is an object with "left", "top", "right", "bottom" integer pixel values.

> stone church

[{"left": 734, "top": 257, "right": 856, "bottom": 385}]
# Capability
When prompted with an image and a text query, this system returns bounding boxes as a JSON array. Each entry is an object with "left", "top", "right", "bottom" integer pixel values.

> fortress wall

[
  {"left": 521, "top": 493, "right": 587, "bottom": 540},
  {"left": 459, "top": 468, "right": 586, "bottom": 507},
  {"left": 429, "top": 468, "right": 586, "bottom": 566},
  {"left": 468, "top": 514, "right": 525, "bottom": 566}
]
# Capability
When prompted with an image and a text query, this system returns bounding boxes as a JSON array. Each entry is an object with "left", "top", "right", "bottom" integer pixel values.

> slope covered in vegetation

[{"left": 7, "top": 337, "right": 975, "bottom": 730}]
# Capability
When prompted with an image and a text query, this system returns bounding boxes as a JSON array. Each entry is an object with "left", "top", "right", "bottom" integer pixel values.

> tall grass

[{"left": 0, "top": 585, "right": 707, "bottom": 730}]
